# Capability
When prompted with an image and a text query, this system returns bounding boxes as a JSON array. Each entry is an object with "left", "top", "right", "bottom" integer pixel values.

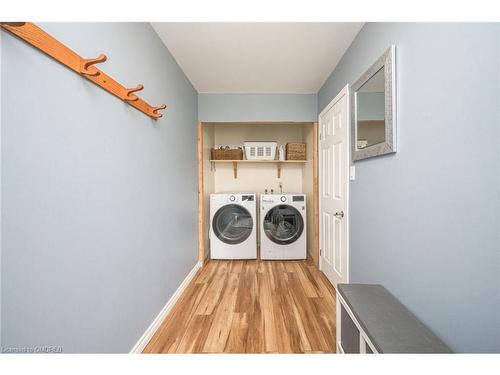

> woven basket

[
  {"left": 286, "top": 143, "right": 306, "bottom": 160},
  {"left": 211, "top": 148, "right": 243, "bottom": 160}
]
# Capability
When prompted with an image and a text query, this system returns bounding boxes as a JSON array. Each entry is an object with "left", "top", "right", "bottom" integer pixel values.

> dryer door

[
  {"left": 212, "top": 204, "right": 253, "bottom": 245},
  {"left": 263, "top": 205, "right": 304, "bottom": 245}
]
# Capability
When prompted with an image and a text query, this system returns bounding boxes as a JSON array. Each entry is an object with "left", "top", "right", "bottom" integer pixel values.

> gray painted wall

[
  {"left": 198, "top": 93, "right": 317, "bottom": 122},
  {"left": 319, "top": 23, "right": 500, "bottom": 352},
  {"left": 1, "top": 23, "right": 198, "bottom": 352}
]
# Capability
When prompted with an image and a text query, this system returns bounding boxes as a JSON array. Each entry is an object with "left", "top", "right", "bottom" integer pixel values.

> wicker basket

[
  {"left": 286, "top": 143, "right": 306, "bottom": 160},
  {"left": 211, "top": 148, "right": 243, "bottom": 160}
]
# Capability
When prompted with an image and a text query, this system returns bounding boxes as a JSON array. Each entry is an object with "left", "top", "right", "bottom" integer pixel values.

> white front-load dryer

[
  {"left": 260, "top": 194, "right": 307, "bottom": 260},
  {"left": 210, "top": 193, "right": 257, "bottom": 259}
]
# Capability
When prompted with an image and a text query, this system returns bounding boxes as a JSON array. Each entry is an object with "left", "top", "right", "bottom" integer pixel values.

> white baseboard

[{"left": 130, "top": 261, "right": 202, "bottom": 353}]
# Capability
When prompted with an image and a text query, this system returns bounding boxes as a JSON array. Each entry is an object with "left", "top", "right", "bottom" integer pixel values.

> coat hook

[
  {"left": 151, "top": 104, "right": 166, "bottom": 120},
  {"left": 80, "top": 54, "right": 107, "bottom": 76},
  {"left": 152, "top": 104, "right": 167, "bottom": 114},
  {"left": 123, "top": 84, "right": 144, "bottom": 102}
]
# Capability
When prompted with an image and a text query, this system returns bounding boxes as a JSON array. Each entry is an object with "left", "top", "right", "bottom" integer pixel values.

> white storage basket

[{"left": 244, "top": 141, "right": 277, "bottom": 160}]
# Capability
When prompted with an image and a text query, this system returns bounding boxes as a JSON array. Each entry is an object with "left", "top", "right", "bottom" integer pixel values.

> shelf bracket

[
  {"left": 277, "top": 162, "right": 282, "bottom": 179},
  {"left": 232, "top": 161, "right": 238, "bottom": 179}
]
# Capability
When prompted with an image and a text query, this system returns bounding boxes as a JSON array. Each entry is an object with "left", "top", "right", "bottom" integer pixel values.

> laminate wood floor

[{"left": 143, "top": 259, "right": 337, "bottom": 354}]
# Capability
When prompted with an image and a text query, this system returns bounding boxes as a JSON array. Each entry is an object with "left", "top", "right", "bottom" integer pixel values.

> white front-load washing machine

[
  {"left": 260, "top": 194, "right": 307, "bottom": 260},
  {"left": 210, "top": 193, "right": 257, "bottom": 259}
]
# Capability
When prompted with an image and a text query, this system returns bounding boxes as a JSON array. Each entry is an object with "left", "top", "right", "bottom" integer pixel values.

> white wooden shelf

[{"left": 209, "top": 159, "right": 307, "bottom": 178}]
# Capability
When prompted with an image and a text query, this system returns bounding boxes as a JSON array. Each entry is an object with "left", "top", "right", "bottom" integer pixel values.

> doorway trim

[{"left": 317, "top": 84, "right": 350, "bottom": 284}]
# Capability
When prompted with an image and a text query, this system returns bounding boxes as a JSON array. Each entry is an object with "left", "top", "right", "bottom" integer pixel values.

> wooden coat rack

[{"left": 0, "top": 22, "right": 166, "bottom": 120}]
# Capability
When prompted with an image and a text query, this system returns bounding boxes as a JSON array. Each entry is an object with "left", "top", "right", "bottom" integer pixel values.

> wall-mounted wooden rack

[
  {"left": 210, "top": 159, "right": 307, "bottom": 179},
  {"left": 0, "top": 22, "right": 166, "bottom": 120}
]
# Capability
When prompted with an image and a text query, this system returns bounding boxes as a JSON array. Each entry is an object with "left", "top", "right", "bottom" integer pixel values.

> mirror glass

[{"left": 355, "top": 67, "right": 385, "bottom": 149}]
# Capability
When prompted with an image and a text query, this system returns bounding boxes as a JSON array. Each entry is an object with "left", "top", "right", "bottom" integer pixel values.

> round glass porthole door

[
  {"left": 263, "top": 205, "right": 304, "bottom": 245},
  {"left": 212, "top": 204, "right": 253, "bottom": 245}
]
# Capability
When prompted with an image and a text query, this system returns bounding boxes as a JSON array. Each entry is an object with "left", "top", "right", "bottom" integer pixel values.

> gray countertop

[{"left": 337, "top": 284, "right": 452, "bottom": 353}]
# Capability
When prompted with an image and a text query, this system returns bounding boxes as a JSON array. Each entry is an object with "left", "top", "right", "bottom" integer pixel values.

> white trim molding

[{"left": 130, "top": 261, "right": 202, "bottom": 353}]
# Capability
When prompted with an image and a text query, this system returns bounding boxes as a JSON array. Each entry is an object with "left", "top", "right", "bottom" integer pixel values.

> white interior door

[{"left": 319, "top": 86, "right": 349, "bottom": 287}]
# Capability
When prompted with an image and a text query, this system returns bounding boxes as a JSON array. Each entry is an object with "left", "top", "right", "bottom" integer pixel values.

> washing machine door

[
  {"left": 263, "top": 205, "right": 304, "bottom": 245},
  {"left": 212, "top": 204, "right": 253, "bottom": 245}
]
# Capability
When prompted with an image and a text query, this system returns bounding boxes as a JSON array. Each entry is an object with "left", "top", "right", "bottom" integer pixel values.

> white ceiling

[{"left": 151, "top": 23, "right": 363, "bottom": 93}]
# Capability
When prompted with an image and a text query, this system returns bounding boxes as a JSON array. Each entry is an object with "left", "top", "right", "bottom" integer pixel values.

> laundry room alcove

[{"left": 197, "top": 121, "right": 319, "bottom": 266}]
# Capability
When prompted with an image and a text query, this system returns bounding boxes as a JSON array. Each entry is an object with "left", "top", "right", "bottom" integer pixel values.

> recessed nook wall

[
  {"left": 212, "top": 123, "right": 305, "bottom": 193},
  {"left": 198, "top": 122, "right": 318, "bottom": 264}
]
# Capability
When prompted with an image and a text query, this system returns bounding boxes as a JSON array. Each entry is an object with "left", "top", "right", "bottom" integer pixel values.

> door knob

[{"left": 334, "top": 211, "right": 345, "bottom": 219}]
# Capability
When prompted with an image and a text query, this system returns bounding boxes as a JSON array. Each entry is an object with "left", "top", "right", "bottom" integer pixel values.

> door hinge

[{"left": 320, "top": 249, "right": 322, "bottom": 256}]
